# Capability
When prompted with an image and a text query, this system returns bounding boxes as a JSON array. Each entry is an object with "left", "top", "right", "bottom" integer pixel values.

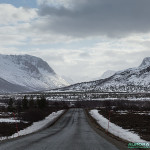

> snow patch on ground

[
  {"left": 0, "top": 118, "right": 20, "bottom": 123},
  {"left": 89, "top": 109, "right": 148, "bottom": 143},
  {"left": 0, "top": 110, "right": 64, "bottom": 141}
]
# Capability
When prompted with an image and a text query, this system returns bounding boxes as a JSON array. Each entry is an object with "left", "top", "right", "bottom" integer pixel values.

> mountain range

[
  {"left": 1, "top": 54, "right": 150, "bottom": 93},
  {"left": 59, "top": 57, "right": 150, "bottom": 92},
  {"left": 0, "top": 54, "right": 69, "bottom": 93}
]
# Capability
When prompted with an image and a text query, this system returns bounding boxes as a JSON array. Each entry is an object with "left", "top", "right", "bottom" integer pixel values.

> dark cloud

[{"left": 37, "top": 0, "right": 150, "bottom": 38}]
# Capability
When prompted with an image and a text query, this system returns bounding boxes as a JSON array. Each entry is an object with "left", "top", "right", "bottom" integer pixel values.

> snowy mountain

[
  {"left": 60, "top": 57, "right": 150, "bottom": 92},
  {"left": 100, "top": 70, "right": 116, "bottom": 79},
  {"left": 0, "top": 54, "right": 69, "bottom": 93},
  {"left": 61, "top": 76, "right": 75, "bottom": 84}
]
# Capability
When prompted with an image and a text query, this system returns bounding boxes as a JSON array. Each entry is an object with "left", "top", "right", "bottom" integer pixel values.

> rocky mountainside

[
  {"left": 60, "top": 57, "right": 150, "bottom": 92},
  {"left": 0, "top": 54, "right": 69, "bottom": 93}
]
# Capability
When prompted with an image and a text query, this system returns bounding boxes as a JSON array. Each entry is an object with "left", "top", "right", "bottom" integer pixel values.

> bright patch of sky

[{"left": 0, "top": 0, "right": 37, "bottom": 8}]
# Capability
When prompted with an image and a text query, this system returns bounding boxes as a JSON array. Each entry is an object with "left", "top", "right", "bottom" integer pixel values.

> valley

[{"left": 0, "top": 55, "right": 150, "bottom": 150}]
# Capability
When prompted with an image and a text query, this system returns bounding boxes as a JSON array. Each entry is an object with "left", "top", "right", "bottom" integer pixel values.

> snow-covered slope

[
  {"left": 0, "top": 54, "right": 69, "bottom": 93},
  {"left": 60, "top": 57, "right": 150, "bottom": 92},
  {"left": 100, "top": 70, "right": 116, "bottom": 79},
  {"left": 0, "top": 77, "right": 29, "bottom": 93},
  {"left": 61, "top": 75, "right": 75, "bottom": 84}
]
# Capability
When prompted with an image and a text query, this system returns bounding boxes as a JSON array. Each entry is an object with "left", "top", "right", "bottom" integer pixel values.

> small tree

[
  {"left": 36, "top": 96, "right": 40, "bottom": 109},
  {"left": 38, "top": 96, "right": 47, "bottom": 109},
  {"left": 16, "top": 100, "right": 22, "bottom": 113},
  {"left": 7, "top": 98, "right": 14, "bottom": 112},
  {"left": 22, "top": 95, "right": 28, "bottom": 110},
  {"left": 29, "top": 96, "right": 34, "bottom": 109}
]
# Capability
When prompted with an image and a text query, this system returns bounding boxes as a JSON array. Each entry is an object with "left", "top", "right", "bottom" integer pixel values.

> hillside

[
  {"left": 0, "top": 54, "right": 69, "bottom": 93},
  {"left": 59, "top": 57, "right": 150, "bottom": 92}
]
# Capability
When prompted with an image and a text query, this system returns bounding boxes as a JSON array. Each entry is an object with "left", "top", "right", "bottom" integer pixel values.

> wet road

[{"left": 0, "top": 109, "right": 119, "bottom": 150}]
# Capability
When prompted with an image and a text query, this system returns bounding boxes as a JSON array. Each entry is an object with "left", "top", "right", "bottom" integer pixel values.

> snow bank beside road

[
  {"left": 89, "top": 110, "right": 147, "bottom": 143},
  {"left": 0, "top": 110, "right": 64, "bottom": 141}
]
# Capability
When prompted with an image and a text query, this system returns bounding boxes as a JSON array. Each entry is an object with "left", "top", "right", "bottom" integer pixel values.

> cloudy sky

[{"left": 0, "top": 0, "right": 150, "bottom": 82}]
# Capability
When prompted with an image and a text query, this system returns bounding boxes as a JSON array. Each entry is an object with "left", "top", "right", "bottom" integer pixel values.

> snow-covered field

[
  {"left": 0, "top": 110, "right": 64, "bottom": 141},
  {"left": 89, "top": 109, "right": 148, "bottom": 143}
]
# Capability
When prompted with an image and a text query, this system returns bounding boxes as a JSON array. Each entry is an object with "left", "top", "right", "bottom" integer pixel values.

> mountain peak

[
  {"left": 100, "top": 70, "right": 116, "bottom": 79},
  {"left": 8, "top": 54, "right": 56, "bottom": 74},
  {"left": 139, "top": 57, "right": 150, "bottom": 68}
]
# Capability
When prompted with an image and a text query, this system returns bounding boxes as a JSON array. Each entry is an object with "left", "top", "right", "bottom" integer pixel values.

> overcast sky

[{"left": 0, "top": 0, "right": 150, "bottom": 82}]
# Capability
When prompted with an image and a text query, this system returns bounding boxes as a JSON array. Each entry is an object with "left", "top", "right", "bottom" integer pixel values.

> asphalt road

[{"left": 0, "top": 109, "right": 119, "bottom": 150}]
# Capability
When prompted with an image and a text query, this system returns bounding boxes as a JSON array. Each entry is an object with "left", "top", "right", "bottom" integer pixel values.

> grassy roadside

[
  {"left": 85, "top": 109, "right": 150, "bottom": 150},
  {"left": 98, "top": 109, "right": 150, "bottom": 142},
  {"left": 0, "top": 109, "right": 68, "bottom": 144},
  {"left": 0, "top": 108, "right": 66, "bottom": 138},
  {"left": 0, "top": 95, "right": 69, "bottom": 138}
]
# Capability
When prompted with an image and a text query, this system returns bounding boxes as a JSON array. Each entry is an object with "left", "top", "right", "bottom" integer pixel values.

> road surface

[{"left": 0, "top": 109, "right": 119, "bottom": 150}]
